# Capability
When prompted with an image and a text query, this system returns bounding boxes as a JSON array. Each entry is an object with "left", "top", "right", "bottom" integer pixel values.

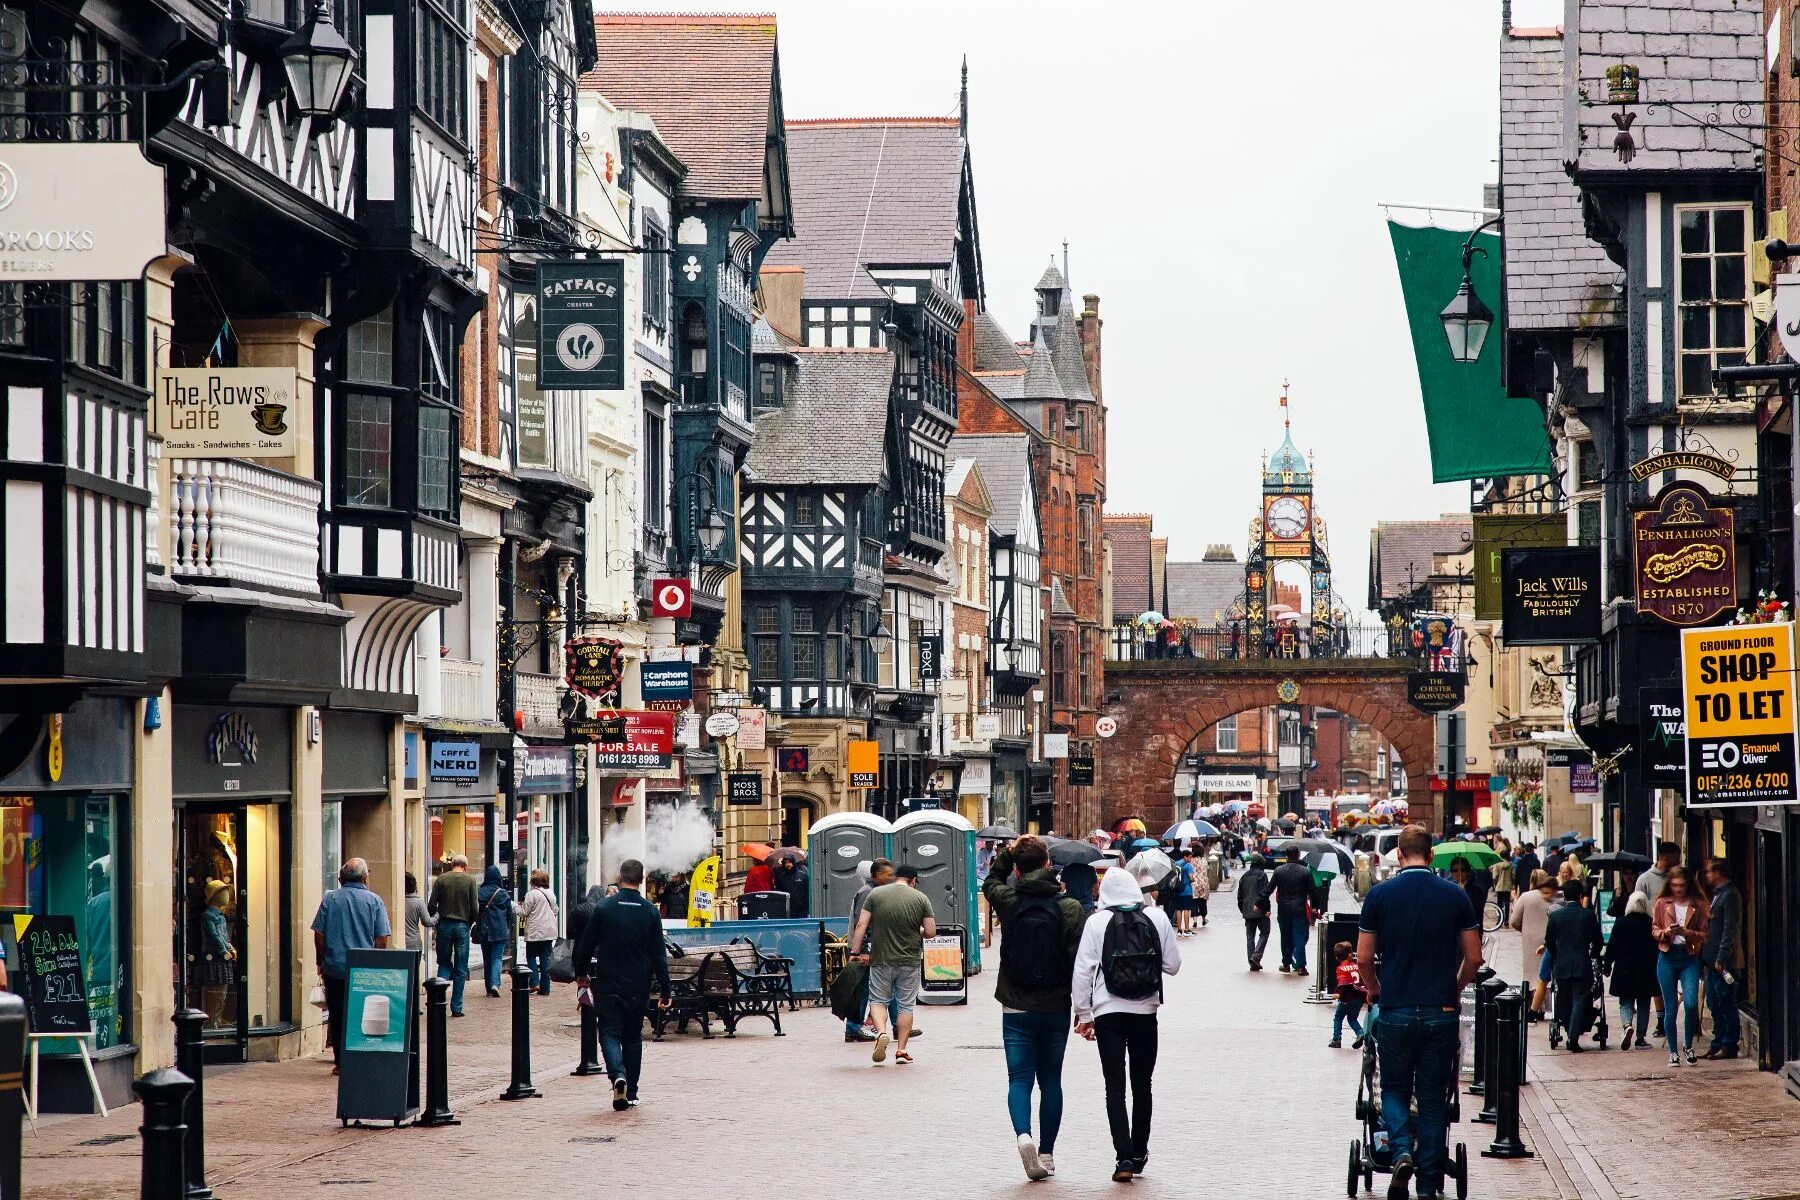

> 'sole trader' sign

[{"left": 1680, "top": 623, "right": 1800, "bottom": 808}]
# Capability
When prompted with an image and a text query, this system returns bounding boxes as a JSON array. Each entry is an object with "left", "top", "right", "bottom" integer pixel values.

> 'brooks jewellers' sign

[
  {"left": 0, "top": 143, "right": 165, "bottom": 280},
  {"left": 537, "top": 260, "right": 625, "bottom": 390}
]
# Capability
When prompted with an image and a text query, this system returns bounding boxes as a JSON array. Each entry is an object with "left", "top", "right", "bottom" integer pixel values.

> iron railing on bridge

[{"left": 1108, "top": 619, "right": 1465, "bottom": 669}]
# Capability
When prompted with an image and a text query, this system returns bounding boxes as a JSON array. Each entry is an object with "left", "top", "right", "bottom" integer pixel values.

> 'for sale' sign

[{"left": 1680, "top": 623, "right": 1800, "bottom": 808}]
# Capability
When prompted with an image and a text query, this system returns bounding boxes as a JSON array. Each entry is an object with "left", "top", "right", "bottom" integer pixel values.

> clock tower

[{"left": 1245, "top": 390, "right": 1333, "bottom": 657}]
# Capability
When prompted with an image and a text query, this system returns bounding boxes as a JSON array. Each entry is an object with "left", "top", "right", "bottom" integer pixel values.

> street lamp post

[
  {"left": 1439, "top": 215, "right": 1502, "bottom": 364},
  {"left": 672, "top": 470, "right": 728, "bottom": 569}
]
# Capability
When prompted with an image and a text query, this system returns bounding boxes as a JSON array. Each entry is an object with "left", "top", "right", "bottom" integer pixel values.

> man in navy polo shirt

[{"left": 1357, "top": 825, "right": 1481, "bottom": 1200}]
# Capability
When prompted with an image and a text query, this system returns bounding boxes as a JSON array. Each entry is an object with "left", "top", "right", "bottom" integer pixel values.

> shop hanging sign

[
  {"left": 777, "top": 746, "right": 810, "bottom": 774},
  {"left": 11, "top": 914, "right": 89, "bottom": 1034},
  {"left": 1068, "top": 756, "right": 1096, "bottom": 786},
  {"left": 1639, "top": 686, "right": 1686, "bottom": 788},
  {"left": 1680, "top": 623, "right": 1800, "bottom": 808},
  {"left": 973, "top": 713, "right": 1001, "bottom": 740},
  {"left": 704, "top": 711, "right": 740, "bottom": 738},
  {"left": 917, "top": 634, "right": 941, "bottom": 680},
  {"left": 565, "top": 637, "right": 625, "bottom": 705},
  {"left": 651, "top": 578, "right": 691, "bottom": 618},
  {"left": 848, "top": 739, "right": 879, "bottom": 789},
  {"left": 940, "top": 677, "right": 970, "bottom": 715},
  {"left": 1629, "top": 452, "right": 1736, "bottom": 483},
  {"left": 427, "top": 738, "right": 481, "bottom": 782},
  {"left": 537, "top": 260, "right": 625, "bottom": 390},
  {"left": 1544, "top": 747, "right": 1591, "bottom": 770},
  {"left": 1043, "top": 733, "right": 1069, "bottom": 759},
  {"left": 638, "top": 660, "right": 692, "bottom": 702},
  {"left": 1632, "top": 481, "right": 1737, "bottom": 626},
  {"left": 726, "top": 772, "right": 764, "bottom": 806},
  {"left": 1500, "top": 546, "right": 1601, "bottom": 645},
  {"left": 518, "top": 746, "right": 576, "bottom": 795},
  {"left": 1472, "top": 514, "right": 1566, "bottom": 620},
  {"left": 737, "top": 708, "right": 767, "bottom": 750},
  {"left": 586, "top": 710, "right": 676, "bottom": 770},
  {"left": 154, "top": 367, "right": 300, "bottom": 457},
  {"left": 1775, "top": 273, "right": 1800, "bottom": 362},
  {"left": 0, "top": 142, "right": 165, "bottom": 280},
  {"left": 566, "top": 715, "right": 627, "bottom": 743},
  {"left": 1407, "top": 670, "right": 1466, "bottom": 714}
]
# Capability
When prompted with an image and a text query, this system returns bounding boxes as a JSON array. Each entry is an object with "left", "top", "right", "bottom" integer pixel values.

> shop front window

[
  {"left": 428, "top": 803, "right": 489, "bottom": 873},
  {"left": 13, "top": 795, "right": 130, "bottom": 1050},
  {"left": 180, "top": 804, "right": 287, "bottom": 1047}
]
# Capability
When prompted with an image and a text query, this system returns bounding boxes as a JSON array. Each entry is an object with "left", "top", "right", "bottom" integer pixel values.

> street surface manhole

[
  {"left": 569, "top": 1135, "right": 616, "bottom": 1144},
  {"left": 78, "top": 1134, "right": 133, "bottom": 1147}
]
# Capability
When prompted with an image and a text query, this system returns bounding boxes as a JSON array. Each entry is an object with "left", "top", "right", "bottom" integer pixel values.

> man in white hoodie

[{"left": 1072, "top": 865, "right": 1183, "bottom": 1183}]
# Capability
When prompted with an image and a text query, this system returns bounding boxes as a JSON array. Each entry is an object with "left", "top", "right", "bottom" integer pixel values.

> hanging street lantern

[
  {"left": 1439, "top": 273, "right": 1495, "bottom": 364},
  {"left": 281, "top": 0, "right": 357, "bottom": 121}
]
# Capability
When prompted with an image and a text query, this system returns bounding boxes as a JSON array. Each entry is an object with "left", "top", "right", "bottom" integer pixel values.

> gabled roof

[
  {"left": 1026, "top": 263, "right": 1093, "bottom": 403},
  {"left": 1368, "top": 516, "right": 1473, "bottom": 603},
  {"left": 763, "top": 118, "right": 969, "bottom": 301},
  {"left": 1166, "top": 558, "right": 1246, "bottom": 623},
  {"left": 948, "top": 434, "right": 1032, "bottom": 535},
  {"left": 946, "top": 457, "right": 992, "bottom": 516},
  {"left": 745, "top": 348, "right": 893, "bottom": 485},
  {"left": 1050, "top": 578, "right": 1076, "bottom": 618},
  {"left": 587, "top": 14, "right": 782, "bottom": 204}
]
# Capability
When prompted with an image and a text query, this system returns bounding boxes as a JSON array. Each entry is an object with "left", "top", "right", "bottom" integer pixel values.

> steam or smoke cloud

[{"left": 605, "top": 803, "right": 716, "bottom": 879}]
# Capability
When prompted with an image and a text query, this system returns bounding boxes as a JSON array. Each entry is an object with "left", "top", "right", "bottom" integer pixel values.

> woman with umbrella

[{"left": 741, "top": 843, "right": 777, "bottom": 896}]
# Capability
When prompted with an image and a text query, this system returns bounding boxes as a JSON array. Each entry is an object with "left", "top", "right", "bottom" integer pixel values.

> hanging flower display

[{"left": 1732, "top": 590, "right": 1792, "bottom": 625}]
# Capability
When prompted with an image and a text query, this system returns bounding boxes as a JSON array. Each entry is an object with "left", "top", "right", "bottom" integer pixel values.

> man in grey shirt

[
  {"left": 1703, "top": 858, "right": 1743, "bottom": 1059},
  {"left": 1634, "top": 842, "right": 1680, "bottom": 904}
]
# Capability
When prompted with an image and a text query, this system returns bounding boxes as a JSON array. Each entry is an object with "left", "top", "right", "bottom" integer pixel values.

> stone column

[
  {"left": 232, "top": 316, "right": 329, "bottom": 481},
  {"left": 132, "top": 691, "right": 177, "bottom": 1072},
  {"left": 289, "top": 706, "right": 325, "bottom": 1059}
]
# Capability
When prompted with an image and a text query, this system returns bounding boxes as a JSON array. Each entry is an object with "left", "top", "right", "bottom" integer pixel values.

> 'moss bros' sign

[{"left": 1680, "top": 624, "right": 1800, "bottom": 808}]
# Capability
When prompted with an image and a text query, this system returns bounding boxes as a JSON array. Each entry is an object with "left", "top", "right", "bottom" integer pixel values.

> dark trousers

[
  {"left": 1552, "top": 973, "right": 1594, "bottom": 1041},
  {"left": 1375, "top": 1006, "right": 1459, "bottom": 1195},
  {"left": 1707, "top": 966, "right": 1741, "bottom": 1052},
  {"left": 1094, "top": 1012, "right": 1159, "bottom": 1162},
  {"left": 1244, "top": 915, "right": 1270, "bottom": 965},
  {"left": 1278, "top": 911, "right": 1310, "bottom": 970},
  {"left": 595, "top": 992, "right": 647, "bottom": 1097},
  {"left": 323, "top": 973, "right": 347, "bottom": 1060}
]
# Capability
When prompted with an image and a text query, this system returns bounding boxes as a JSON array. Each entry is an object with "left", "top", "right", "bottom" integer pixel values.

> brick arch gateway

[{"left": 1099, "top": 659, "right": 1438, "bottom": 832}]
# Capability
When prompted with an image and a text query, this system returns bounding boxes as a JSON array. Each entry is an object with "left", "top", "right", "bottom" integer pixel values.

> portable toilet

[
  {"left": 891, "top": 809, "right": 980, "bottom": 972},
  {"left": 807, "top": 812, "right": 895, "bottom": 920}
]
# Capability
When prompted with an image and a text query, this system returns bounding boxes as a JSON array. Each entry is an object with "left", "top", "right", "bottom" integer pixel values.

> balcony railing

[
  {"left": 516, "top": 671, "right": 564, "bottom": 737},
  {"left": 439, "top": 657, "right": 492, "bottom": 723},
  {"left": 166, "top": 458, "right": 323, "bottom": 596},
  {"left": 146, "top": 437, "right": 164, "bottom": 571},
  {"left": 1108, "top": 620, "right": 1451, "bottom": 666}
]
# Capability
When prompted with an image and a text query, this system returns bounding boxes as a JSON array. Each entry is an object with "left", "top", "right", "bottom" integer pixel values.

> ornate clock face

[{"left": 1266, "top": 496, "right": 1309, "bottom": 539}]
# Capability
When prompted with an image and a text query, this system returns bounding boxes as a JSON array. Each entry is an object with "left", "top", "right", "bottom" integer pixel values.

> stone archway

[{"left": 1100, "top": 659, "right": 1437, "bottom": 831}]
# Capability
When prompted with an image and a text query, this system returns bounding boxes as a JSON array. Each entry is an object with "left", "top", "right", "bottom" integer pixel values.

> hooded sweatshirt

[
  {"left": 982, "top": 847, "right": 1084, "bottom": 1012},
  {"left": 475, "top": 865, "right": 513, "bottom": 943},
  {"left": 1071, "top": 867, "right": 1182, "bottom": 1023}
]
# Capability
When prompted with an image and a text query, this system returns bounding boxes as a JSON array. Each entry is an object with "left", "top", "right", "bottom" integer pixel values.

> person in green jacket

[{"left": 984, "top": 837, "right": 1085, "bottom": 1181}]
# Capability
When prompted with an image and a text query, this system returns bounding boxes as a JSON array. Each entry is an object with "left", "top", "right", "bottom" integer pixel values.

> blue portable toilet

[
  {"left": 808, "top": 812, "right": 895, "bottom": 920},
  {"left": 891, "top": 809, "right": 980, "bottom": 973}
]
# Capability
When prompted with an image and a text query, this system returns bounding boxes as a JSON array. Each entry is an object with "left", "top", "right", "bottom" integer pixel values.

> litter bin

[
  {"left": 738, "top": 891, "right": 790, "bottom": 920},
  {"left": 808, "top": 812, "right": 895, "bottom": 919}
]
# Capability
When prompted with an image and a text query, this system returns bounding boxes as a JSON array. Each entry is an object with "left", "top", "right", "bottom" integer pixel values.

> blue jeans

[
  {"left": 1333, "top": 995, "right": 1365, "bottom": 1042},
  {"left": 1658, "top": 948, "right": 1701, "bottom": 1050},
  {"left": 481, "top": 941, "right": 507, "bottom": 992},
  {"left": 1002, "top": 1011, "right": 1070, "bottom": 1154},
  {"left": 526, "top": 940, "right": 553, "bottom": 994},
  {"left": 1705, "top": 964, "right": 1740, "bottom": 1052},
  {"left": 1619, "top": 996, "right": 1652, "bottom": 1041},
  {"left": 1278, "top": 912, "right": 1310, "bottom": 970},
  {"left": 594, "top": 992, "right": 646, "bottom": 1097},
  {"left": 1375, "top": 1005, "right": 1459, "bottom": 1194},
  {"left": 435, "top": 920, "right": 472, "bottom": 1013}
]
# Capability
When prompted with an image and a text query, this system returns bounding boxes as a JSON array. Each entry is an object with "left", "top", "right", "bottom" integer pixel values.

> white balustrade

[
  {"left": 438, "top": 657, "right": 492, "bottom": 722},
  {"left": 145, "top": 438, "right": 163, "bottom": 570},
  {"left": 166, "top": 458, "right": 323, "bottom": 596},
  {"left": 515, "top": 671, "right": 563, "bottom": 736}
]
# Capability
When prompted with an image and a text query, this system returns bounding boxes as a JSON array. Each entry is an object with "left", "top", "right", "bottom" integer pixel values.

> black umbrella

[
  {"left": 1473, "top": 825, "right": 1502, "bottom": 837},
  {"left": 1585, "top": 850, "right": 1652, "bottom": 870},
  {"left": 976, "top": 824, "right": 1017, "bottom": 840},
  {"left": 1048, "top": 840, "right": 1105, "bottom": 867}
]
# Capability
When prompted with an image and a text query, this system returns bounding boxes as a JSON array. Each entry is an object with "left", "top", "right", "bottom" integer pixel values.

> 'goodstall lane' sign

[{"left": 1681, "top": 623, "right": 1800, "bottom": 808}]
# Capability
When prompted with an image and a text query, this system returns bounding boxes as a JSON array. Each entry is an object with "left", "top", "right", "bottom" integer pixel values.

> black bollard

[
  {"left": 0, "top": 993, "right": 23, "bottom": 1200},
  {"left": 1481, "top": 989, "right": 1535, "bottom": 1160},
  {"left": 1468, "top": 965, "right": 1497, "bottom": 1096},
  {"left": 171, "top": 1010, "right": 213, "bottom": 1199},
  {"left": 1473, "top": 976, "right": 1506, "bottom": 1123},
  {"left": 499, "top": 965, "right": 539, "bottom": 1100},
  {"left": 135, "top": 1068, "right": 194, "bottom": 1200},
  {"left": 571, "top": 999, "right": 605, "bottom": 1077},
  {"left": 418, "top": 978, "right": 459, "bottom": 1127}
]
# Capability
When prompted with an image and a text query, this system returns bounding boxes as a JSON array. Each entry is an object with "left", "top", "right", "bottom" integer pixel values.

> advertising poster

[
  {"left": 1681, "top": 623, "right": 1800, "bottom": 808},
  {"left": 1638, "top": 686, "right": 1686, "bottom": 788},
  {"left": 343, "top": 964, "right": 411, "bottom": 1054},
  {"left": 848, "top": 740, "right": 879, "bottom": 789},
  {"left": 687, "top": 855, "right": 721, "bottom": 927},
  {"left": 586, "top": 710, "right": 676, "bottom": 769},
  {"left": 736, "top": 708, "right": 767, "bottom": 750}
]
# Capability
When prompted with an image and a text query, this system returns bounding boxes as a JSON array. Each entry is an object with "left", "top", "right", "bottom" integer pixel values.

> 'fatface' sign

[
  {"left": 1633, "top": 482, "right": 1736, "bottom": 626},
  {"left": 0, "top": 143, "right": 165, "bottom": 280},
  {"left": 537, "top": 260, "right": 625, "bottom": 390},
  {"left": 155, "top": 368, "right": 300, "bottom": 457},
  {"left": 1501, "top": 546, "right": 1601, "bottom": 645},
  {"left": 1680, "top": 623, "right": 1800, "bottom": 808}
]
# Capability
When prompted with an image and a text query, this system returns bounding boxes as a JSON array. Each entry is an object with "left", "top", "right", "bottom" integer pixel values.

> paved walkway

[{"left": 21, "top": 882, "right": 1799, "bottom": 1198}]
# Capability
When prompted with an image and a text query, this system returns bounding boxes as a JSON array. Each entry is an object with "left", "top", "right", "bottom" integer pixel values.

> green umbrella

[{"left": 1433, "top": 842, "right": 1502, "bottom": 870}]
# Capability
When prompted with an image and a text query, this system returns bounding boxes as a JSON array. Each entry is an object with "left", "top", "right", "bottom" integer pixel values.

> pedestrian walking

[
  {"left": 1237, "top": 854, "right": 1271, "bottom": 970},
  {"left": 1490, "top": 849, "right": 1514, "bottom": 925},
  {"left": 1653, "top": 866, "right": 1710, "bottom": 1067},
  {"left": 1702, "top": 858, "right": 1743, "bottom": 1060},
  {"left": 474, "top": 864, "right": 513, "bottom": 997},
  {"left": 1357, "top": 825, "right": 1482, "bottom": 1200},
  {"left": 1329, "top": 941, "right": 1366, "bottom": 1049},
  {"left": 773, "top": 852, "right": 811, "bottom": 918},
  {"left": 1542, "top": 879, "right": 1603, "bottom": 1050},
  {"left": 842, "top": 858, "right": 890, "bottom": 1043},
  {"left": 1189, "top": 846, "right": 1211, "bottom": 929},
  {"left": 1635, "top": 842, "right": 1680, "bottom": 904},
  {"left": 849, "top": 863, "right": 937, "bottom": 1065},
  {"left": 657, "top": 871, "right": 690, "bottom": 920},
  {"left": 1507, "top": 870, "right": 1556, "bottom": 1019},
  {"left": 1513, "top": 843, "right": 1541, "bottom": 886},
  {"left": 983, "top": 837, "right": 1084, "bottom": 1181},
  {"left": 426, "top": 854, "right": 479, "bottom": 1016},
  {"left": 1062, "top": 860, "right": 1099, "bottom": 914},
  {"left": 310, "top": 858, "right": 391, "bottom": 1071},
  {"left": 1164, "top": 849, "right": 1190, "bottom": 935},
  {"left": 572, "top": 859, "right": 672, "bottom": 1111},
  {"left": 1448, "top": 857, "right": 1487, "bottom": 922},
  {"left": 744, "top": 855, "right": 776, "bottom": 897},
  {"left": 1072, "top": 863, "right": 1182, "bottom": 1183},
  {"left": 519, "top": 869, "right": 559, "bottom": 996},
  {"left": 403, "top": 871, "right": 435, "bottom": 954},
  {"left": 1604, "top": 890, "right": 1658, "bottom": 1050},
  {"left": 1270, "top": 844, "right": 1314, "bottom": 974}
]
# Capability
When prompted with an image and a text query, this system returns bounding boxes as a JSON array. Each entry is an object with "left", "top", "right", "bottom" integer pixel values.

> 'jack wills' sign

[{"left": 1501, "top": 546, "right": 1601, "bottom": 646}]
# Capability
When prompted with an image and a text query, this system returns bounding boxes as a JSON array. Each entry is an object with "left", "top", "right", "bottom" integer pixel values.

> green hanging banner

[{"left": 1386, "top": 221, "right": 1552, "bottom": 483}]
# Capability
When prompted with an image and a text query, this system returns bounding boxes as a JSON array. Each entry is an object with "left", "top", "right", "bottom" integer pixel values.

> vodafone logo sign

[{"left": 651, "top": 577, "right": 692, "bottom": 618}]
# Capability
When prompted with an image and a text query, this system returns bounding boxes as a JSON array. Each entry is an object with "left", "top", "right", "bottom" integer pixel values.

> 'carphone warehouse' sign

[{"left": 1680, "top": 624, "right": 1800, "bottom": 808}]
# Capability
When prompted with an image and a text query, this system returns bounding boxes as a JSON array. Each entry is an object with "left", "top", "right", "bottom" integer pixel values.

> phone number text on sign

[{"left": 1680, "top": 623, "right": 1800, "bottom": 808}]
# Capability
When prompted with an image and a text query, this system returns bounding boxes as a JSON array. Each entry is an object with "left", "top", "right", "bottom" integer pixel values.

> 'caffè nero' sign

[
  {"left": 0, "top": 143, "right": 165, "bottom": 280},
  {"left": 155, "top": 367, "right": 301, "bottom": 457},
  {"left": 1632, "top": 481, "right": 1737, "bottom": 626},
  {"left": 1501, "top": 546, "right": 1602, "bottom": 645}
]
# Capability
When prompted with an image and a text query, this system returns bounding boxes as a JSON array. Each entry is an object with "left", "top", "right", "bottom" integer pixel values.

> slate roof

[
  {"left": 588, "top": 14, "right": 780, "bottom": 202},
  {"left": 972, "top": 312, "right": 1025, "bottom": 371},
  {"left": 763, "top": 119, "right": 967, "bottom": 301},
  {"left": 745, "top": 348, "right": 893, "bottom": 485},
  {"left": 1021, "top": 327, "right": 1065, "bottom": 399},
  {"left": 1367, "top": 517, "right": 1473, "bottom": 603},
  {"left": 1026, "top": 264, "right": 1093, "bottom": 403},
  {"left": 1050, "top": 578, "right": 1076, "bottom": 618},
  {"left": 976, "top": 370, "right": 1026, "bottom": 400},
  {"left": 1166, "top": 558, "right": 1246, "bottom": 623},
  {"left": 948, "top": 434, "right": 1032, "bottom": 535}
]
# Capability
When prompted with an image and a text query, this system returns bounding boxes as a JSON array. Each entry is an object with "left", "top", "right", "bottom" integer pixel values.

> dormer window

[
  {"left": 755, "top": 360, "right": 781, "bottom": 412},
  {"left": 1039, "top": 290, "right": 1060, "bottom": 319}
]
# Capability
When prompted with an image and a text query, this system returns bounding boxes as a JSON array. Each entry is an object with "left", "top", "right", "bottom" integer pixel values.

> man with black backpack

[
  {"left": 1072, "top": 864, "right": 1182, "bottom": 1183},
  {"left": 983, "top": 836, "right": 1085, "bottom": 1181}
]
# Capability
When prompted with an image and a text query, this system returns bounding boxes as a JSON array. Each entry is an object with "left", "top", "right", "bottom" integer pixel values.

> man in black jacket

[
  {"left": 1237, "top": 855, "right": 1271, "bottom": 970},
  {"left": 1269, "top": 845, "right": 1316, "bottom": 974},
  {"left": 1541, "top": 880, "right": 1602, "bottom": 1051},
  {"left": 1703, "top": 859, "right": 1743, "bottom": 1059},
  {"left": 773, "top": 853, "right": 810, "bottom": 918},
  {"left": 573, "top": 859, "right": 671, "bottom": 1110}
]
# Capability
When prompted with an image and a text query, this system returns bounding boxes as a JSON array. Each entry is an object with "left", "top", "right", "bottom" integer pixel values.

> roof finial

[
  {"left": 1280, "top": 379, "right": 1290, "bottom": 429},
  {"left": 1501, "top": 0, "right": 1513, "bottom": 34},
  {"left": 1062, "top": 239, "right": 1070, "bottom": 290},
  {"left": 959, "top": 56, "right": 969, "bottom": 137}
]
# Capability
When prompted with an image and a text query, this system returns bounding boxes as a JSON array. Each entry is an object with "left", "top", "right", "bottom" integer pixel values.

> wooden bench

[
  {"left": 700, "top": 942, "right": 789, "bottom": 1037},
  {"left": 649, "top": 944, "right": 712, "bottom": 1041}
]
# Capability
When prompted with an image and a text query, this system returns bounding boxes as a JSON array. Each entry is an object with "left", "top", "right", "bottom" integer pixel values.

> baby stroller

[
  {"left": 1546, "top": 944, "right": 1609, "bottom": 1050},
  {"left": 1348, "top": 1013, "right": 1469, "bottom": 1199}
]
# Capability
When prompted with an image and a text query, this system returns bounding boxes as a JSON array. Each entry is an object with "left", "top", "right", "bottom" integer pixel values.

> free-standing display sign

[
  {"left": 1407, "top": 670, "right": 1466, "bottom": 713},
  {"left": 155, "top": 367, "right": 301, "bottom": 457},
  {"left": 919, "top": 924, "right": 967, "bottom": 1006},
  {"left": 0, "top": 143, "right": 165, "bottom": 279},
  {"left": 1500, "top": 546, "right": 1601, "bottom": 645},
  {"left": 11, "top": 914, "right": 89, "bottom": 1034},
  {"left": 537, "top": 260, "right": 625, "bottom": 390},
  {"left": 336, "top": 948, "right": 420, "bottom": 1125},
  {"left": 1638, "top": 686, "right": 1687, "bottom": 788},
  {"left": 848, "top": 740, "right": 879, "bottom": 789},
  {"left": 1633, "top": 482, "right": 1737, "bottom": 626},
  {"left": 1680, "top": 623, "right": 1800, "bottom": 808},
  {"left": 565, "top": 638, "right": 625, "bottom": 705},
  {"left": 687, "top": 855, "right": 721, "bottom": 927}
]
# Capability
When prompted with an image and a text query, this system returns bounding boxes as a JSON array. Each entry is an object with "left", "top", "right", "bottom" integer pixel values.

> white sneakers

[
  {"left": 1041, "top": 1153, "right": 1056, "bottom": 1176},
  {"left": 1018, "top": 1133, "right": 1049, "bottom": 1181}
]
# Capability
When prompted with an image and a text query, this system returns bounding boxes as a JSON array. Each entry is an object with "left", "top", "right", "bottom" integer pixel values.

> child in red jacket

[{"left": 1330, "top": 941, "right": 1366, "bottom": 1049}]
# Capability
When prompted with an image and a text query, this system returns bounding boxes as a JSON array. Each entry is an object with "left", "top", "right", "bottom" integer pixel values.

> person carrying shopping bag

[{"left": 1651, "top": 866, "right": 1710, "bottom": 1067}]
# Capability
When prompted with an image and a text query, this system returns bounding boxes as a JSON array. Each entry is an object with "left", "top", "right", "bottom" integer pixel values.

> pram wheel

[
  {"left": 1453, "top": 1142, "right": 1469, "bottom": 1200},
  {"left": 1348, "top": 1141, "right": 1363, "bottom": 1197},
  {"left": 1449, "top": 1088, "right": 1461, "bottom": 1124}
]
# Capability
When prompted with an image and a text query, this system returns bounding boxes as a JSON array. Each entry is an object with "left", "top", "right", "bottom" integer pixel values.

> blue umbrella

[
  {"left": 1163, "top": 819, "right": 1222, "bottom": 841},
  {"left": 1129, "top": 837, "right": 1163, "bottom": 852}
]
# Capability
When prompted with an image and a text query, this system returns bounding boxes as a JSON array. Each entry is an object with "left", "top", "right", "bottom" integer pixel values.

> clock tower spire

[{"left": 1245, "top": 386, "right": 1332, "bottom": 658}]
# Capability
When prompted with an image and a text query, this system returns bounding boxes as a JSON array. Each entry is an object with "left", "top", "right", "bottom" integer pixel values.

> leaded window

[
  {"left": 1676, "top": 204, "right": 1752, "bottom": 400},
  {"left": 345, "top": 394, "right": 394, "bottom": 507},
  {"left": 642, "top": 215, "right": 668, "bottom": 333},
  {"left": 415, "top": 0, "right": 470, "bottom": 141}
]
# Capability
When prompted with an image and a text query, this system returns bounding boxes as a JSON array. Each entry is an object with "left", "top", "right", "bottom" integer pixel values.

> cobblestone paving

[{"left": 22, "top": 882, "right": 1798, "bottom": 1198}]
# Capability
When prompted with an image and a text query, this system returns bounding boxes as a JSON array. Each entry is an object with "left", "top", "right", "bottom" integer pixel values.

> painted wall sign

[
  {"left": 726, "top": 772, "right": 764, "bottom": 806},
  {"left": 1639, "top": 686, "right": 1686, "bottom": 788},
  {"left": 154, "top": 367, "right": 300, "bottom": 457},
  {"left": 588, "top": 710, "right": 676, "bottom": 770},
  {"left": 0, "top": 143, "right": 165, "bottom": 279},
  {"left": 848, "top": 739, "right": 879, "bottom": 789},
  {"left": 1407, "top": 670, "right": 1466, "bottom": 713},
  {"left": 1472, "top": 513, "right": 1566, "bottom": 620},
  {"left": 1628, "top": 451, "right": 1737, "bottom": 483},
  {"left": 427, "top": 738, "right": 481, "bottom": 781},
  {"left": 537, "top": 260, "right": 625, "bottom": 390},
  {"left": 638, "top": 660, "right": 693, "bottom": 702},
  {"left": 565, "top": 638, "right": 625, "bottom": 705},
  {"left": 1681, "top": 623, "right": 1800, "bottom": 808},
  {"left": 1500, "top": 546, "right": 1602, "bottom": 645},
  {"left": 1632, "top": 482, "right": 1737, "bottom": 626}
]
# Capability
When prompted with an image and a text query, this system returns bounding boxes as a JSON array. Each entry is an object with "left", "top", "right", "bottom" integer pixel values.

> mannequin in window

[{"left": 201, "top": 879, "right": 237, "bottom": 1028}]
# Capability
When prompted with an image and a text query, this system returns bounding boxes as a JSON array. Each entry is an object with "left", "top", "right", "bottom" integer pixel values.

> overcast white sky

[{"left": 640, "top": 0, "right": 1542, "bottom": 608}]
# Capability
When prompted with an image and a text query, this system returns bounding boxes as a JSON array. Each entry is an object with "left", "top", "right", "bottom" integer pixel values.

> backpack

[
  {"left": 1099, "top": 904, "right": 1164, "bottom": 1001},
  {"left": 999, "top": 894, "right": 1070, "bottom": 993}
]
